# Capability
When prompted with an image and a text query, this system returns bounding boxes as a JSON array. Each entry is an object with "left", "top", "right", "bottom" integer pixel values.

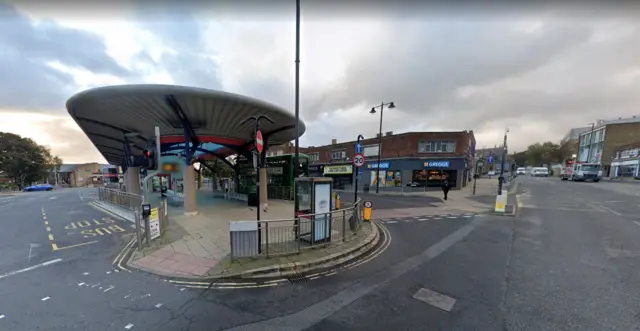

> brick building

[
  {"left": 577, "top": 116, "right": 640, "bottom": 176},
  {"left": 610, "top": 143, "right": 640, "bottom": 179},
  {"left": 289, "top": 131, "right": 475, "bottom": 190}
]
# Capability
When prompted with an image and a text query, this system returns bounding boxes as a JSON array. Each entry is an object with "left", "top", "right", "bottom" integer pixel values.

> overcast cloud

[{"left": 2, "top": 2, "right": 640, "bottom": 162}]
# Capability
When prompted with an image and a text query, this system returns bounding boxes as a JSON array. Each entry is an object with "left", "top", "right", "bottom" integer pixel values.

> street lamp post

[
  {"left": 293, "top": 0, "right": 301, "bottom": 218},
  {"left": 369, "top": 101, "right": 395, "bottom": 194},
  {"left": 497, "top": 128, "right": 509, "bottom": 195},
  {"left": 587, "top": 122, "right": 595, "bottom": 163}
]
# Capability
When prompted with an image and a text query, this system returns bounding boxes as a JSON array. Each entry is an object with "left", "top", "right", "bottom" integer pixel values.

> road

[
  {"left": 339, "top": 191, "right": 442, "bottom": 209},
  {"left": 1, "top": 179, "right": 639, "bottom": 330}
]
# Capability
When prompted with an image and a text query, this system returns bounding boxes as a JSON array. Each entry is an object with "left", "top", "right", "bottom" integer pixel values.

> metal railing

[
  {"left": 97, "top": 187, "right": 144, "bottom": 211},
  {"left": 255, "top": 199, "right": 364, "bottom": 258}
]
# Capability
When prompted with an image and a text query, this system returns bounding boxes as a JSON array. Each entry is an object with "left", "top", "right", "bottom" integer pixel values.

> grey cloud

[
  {"left": 0, "top": 3, "right": 129, "bottom": 112},
  {"left": 34, "top": 118, "right": 105, "bottom": 163}
]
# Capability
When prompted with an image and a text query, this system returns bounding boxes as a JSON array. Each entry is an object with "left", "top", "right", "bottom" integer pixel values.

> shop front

[
  {"left": 363, "top": 158, "right": 469, "bottom": 189},
  {"left": 309, "top": 165, "right": 324, "bottom": 177},
  {"left": 322, "top": 164, "right": 353, "bottom": 190}
]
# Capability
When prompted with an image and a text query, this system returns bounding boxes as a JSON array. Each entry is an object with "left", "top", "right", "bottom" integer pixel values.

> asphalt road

[
  {"left": 339, "top": 192, "right": 443, "bottom": 209},
  {"left": 2, "top": 178, "right": 638, "bottom": 330}
]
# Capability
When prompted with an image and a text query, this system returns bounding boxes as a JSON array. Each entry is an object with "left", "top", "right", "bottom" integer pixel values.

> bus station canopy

[{"left": 66, "top": 84, "right": 306, "bottom": 166}]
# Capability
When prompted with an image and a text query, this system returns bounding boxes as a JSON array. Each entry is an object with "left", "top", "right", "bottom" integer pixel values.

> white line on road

[
  {"left": 598, "top": 205, "right": 622, "bottom": 216},
  {"left": 385, "top": 221, "right": 398, "bottom": 224},
  {"left": 125, "top": 323, "right": 134, "bottom": 329},
  {"left": 41, "top": 297, "right": 50, "bottom": 301},
  {"left": 413, "top": 287, "right": 457, "bottom": 311},
  {"left": 0, "top": 258, "right": 62, "bottom": 280},
  {"left": 78, "top": 283, "right": 85, "bottom": 286},
  {"left": 154, "top": 303, "right": 163, "bottom": 308},
  {"left": 633, "top": 221, "right": 640, "bottom": 226},
  {"left": 0, "top": 314, "right": 5, "bottom": 319},
  {"left": 418, "top": 218, "right": 428, "bottom": 221},
  {"left": 103, "top": 285, "right": 115, "bottom": 292}
]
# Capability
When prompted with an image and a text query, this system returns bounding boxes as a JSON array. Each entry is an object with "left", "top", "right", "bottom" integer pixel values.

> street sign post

[
  {"left": 353, "top": 153, "right": 366, "bottom": 168},
  {"left": 256, "top": 130, "right": 264, "bottom": 154},
  {"left": 354, "top": 135, "right": 365, "bottom": 203}
]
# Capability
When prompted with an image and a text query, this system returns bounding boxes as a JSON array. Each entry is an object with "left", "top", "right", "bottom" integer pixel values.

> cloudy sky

[{"left": 1, "top": 2, "right": 640, "bottom": 163}]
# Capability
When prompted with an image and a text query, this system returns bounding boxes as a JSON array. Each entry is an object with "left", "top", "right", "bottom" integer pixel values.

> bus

[{"left": 236, "top": 153, "right": 309, "bottom": 200}]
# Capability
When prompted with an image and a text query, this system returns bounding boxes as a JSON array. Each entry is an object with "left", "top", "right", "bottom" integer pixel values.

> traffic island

[{"left": 125, "top": 221, "right": 379, "bottom": 281}]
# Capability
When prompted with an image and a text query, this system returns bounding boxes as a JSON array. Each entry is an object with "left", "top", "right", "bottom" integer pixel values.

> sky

[{"left": 2, "top": 2, "right": 640, "bottom": 163}]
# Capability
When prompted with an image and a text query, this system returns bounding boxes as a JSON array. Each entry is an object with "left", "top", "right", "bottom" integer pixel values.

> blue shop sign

[
  {"left": 367, "top": 162, "right": 390, "bottom": 169},
  {"left": 424, "top": 161, "right": 450, "bottom": 168}
]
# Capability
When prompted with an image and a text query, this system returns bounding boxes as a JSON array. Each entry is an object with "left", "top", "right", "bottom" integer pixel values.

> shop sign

[
  {"left": 424, "top": 161, "right": 450, "bottom": 168},
  {"left": 324, "top": 165, "right": 353, "bottom": 175},
  {"left": 367, "top": 162, "right": 390, "bottom": 169}
]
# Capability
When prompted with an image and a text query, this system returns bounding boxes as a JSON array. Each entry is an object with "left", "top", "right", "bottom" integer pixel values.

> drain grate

[{"left": 287, "top": 273, "right": 309, "bottom": 284}]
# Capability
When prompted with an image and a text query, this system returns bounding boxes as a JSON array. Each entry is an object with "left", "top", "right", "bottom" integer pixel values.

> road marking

[
  {"left": 53, "top": 241, "right": 99, "bottom": 251},
  {"left": 103, "top": 285, "right": 115, "bottom": 292},
  {"left": 48, "top": 234, "right": 54, "bottom": 241},
  {"left": 83, "top": 272, "right": 90, "bottom": 275},
  {"left": 597, "top": 205, "right": 622, "bottom": 216},
  {"left": 413, "top": 287, "right": 457, "bottom": 311},
  {"left": 155, "top": 303, "right": 163, "bottom": 308},
  {"left": 41, "top": 297, "right": 50, "bottom": 301},
  {"left": 44, "top": 221, "right": 49, "bottom": 225},
  {"left": 224, "top": 218, "right": 484, "bottom": 331},
  {"left": 0, "top": 258, "right": 63, "bottom": 280},
  {"left": 434, "top": 217, "right": 442, "bottom": 220},
  {"left": 418, "top": 218, "right": 428, "bottom": 221},
  {"left": 78, "top": 283, "right": 85, "bottom": 286},
  {"left": 46, "top": 227, "right": 51, "bottom": 232},
  {"left": 125, "top": 323, "right": 134, "bottom": 329},
  {"left": 386, "top": 221, "right": 398, "bottom": 224},
  {"left": 403, "top": 220, "right": 413, "bottom": 223},
  {"left": 324, "top": 271, "right": 337, "bottom": 277},
  {"left": 633, "top": 221, "right": 640, "bottom": 226},
  {"left": 0, "top": 314, "right": 5, "bottom": 319}
]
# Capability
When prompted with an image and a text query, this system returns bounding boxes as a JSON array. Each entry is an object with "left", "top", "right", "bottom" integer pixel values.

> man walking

[
  {"left": 224, "top": 180, "right": 230, "bottom": 200},
  {"left": 441, "top": 179, "right": 450, "bottom": 201}
]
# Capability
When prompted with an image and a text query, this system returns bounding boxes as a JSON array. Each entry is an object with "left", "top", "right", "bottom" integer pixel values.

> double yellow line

[{"left": 42, "top": 208, "right": 98, "bottom": 251}]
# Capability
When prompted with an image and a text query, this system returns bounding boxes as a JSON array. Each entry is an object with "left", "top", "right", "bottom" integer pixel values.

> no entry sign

[{"left": 256, "top": 130, "right": 264, "bottom": 153}]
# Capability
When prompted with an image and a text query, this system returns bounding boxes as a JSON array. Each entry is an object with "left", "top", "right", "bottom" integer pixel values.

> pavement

[{"left": 2, "top": 178, "right": 639, "bottom": 330}]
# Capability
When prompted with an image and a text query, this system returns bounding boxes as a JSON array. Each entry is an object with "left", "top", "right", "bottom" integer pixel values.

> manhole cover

[{"left": 287, "top": 273, "right": 308, "bottom": 284}]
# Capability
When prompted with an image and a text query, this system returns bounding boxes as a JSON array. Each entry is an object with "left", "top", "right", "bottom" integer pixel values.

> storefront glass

[
  {"left": 323, "top": 164, "right": 353, "bottom": 190},
  {"left": 412, "top": 169, "right": 457, "bottom": 187}
]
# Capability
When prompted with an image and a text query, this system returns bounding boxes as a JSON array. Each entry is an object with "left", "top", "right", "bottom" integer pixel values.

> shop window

[
  {"left": 411, "top": 169, "right": 457, "bottom": 187},
  {"left": 384, "top": 170, "right": 402, "bottom": 187},
  {"left": 419, "top": 141, "right": 455, "bottom": 153}
]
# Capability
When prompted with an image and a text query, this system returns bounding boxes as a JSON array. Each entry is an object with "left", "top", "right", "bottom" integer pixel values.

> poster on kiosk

[{"left": 295, "top": 177, "right": 333, "bottom": 244}]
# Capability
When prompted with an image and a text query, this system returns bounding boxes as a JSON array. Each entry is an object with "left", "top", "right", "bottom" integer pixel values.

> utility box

[
  {"left": 295, "top": 177, "right": 333, "bottom": 244},
  {"left": 229, "top": 220, "right": 259, "bottom": 259}
]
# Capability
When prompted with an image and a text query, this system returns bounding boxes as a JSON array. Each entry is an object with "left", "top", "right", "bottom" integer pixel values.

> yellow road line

[
  {"left": 53, "top": 241, "right": 99, "bottom": 251},
  {"left": 347, "top": 222, "right": 392, "bottom": 270},
  {"left": 48, "top": 234, "right": 54, "bottom": 241},
  {"left": 168, "top": 279, "right": 258, "bottom": 286}
]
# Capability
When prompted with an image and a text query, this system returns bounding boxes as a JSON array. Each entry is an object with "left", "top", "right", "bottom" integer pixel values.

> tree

[
  {"left": 0, "top": 132, "right": 63, "bottom": 189},
  {"left": 524, "top": 142, "right": 562, "bottom": 166}
]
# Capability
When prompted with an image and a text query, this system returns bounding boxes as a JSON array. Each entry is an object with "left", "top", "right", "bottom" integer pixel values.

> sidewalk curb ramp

[{"left": 120, "top": 222, "right": 381, "bottom": 282}]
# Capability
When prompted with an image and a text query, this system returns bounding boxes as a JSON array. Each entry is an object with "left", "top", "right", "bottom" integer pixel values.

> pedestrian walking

[
  {"left": 441, "top": 179, "right": 450, "bottom": 200},
  {"left": 224, "top": 180, "right": 230, "bottom": 200}
]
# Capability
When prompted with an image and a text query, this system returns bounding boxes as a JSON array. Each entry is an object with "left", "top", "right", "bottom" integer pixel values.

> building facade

[
  {"left": 559, "top": 127, "right": 590, "bottom": 165},
  {"left": 58, "top": 163, "right": 115, "bottom": 187},
  {"left": 577, "top": 116, "right": 640, "bottom": 176},
  {"left": 300, "top": 131, "right": 476, "bottom": 190},
  {"left": 611, "top": 143, "right": 640, "bottom": 179}
]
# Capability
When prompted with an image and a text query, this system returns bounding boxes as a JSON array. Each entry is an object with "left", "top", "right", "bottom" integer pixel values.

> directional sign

[
  {"left": 355, "top": 142, "right": 363, "bottom": 154},
  {"left": 364, "top": 201, "right": 372, "bottom": 208},
  {"left": 353, "top": 153, "right": 366, "bottom": 168},
  {"left": 256, "top": 130, "right": 264, "bottom": 154}
]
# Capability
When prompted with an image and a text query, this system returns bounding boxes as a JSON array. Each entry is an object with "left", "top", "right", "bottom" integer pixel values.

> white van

[{"left": 531, "top": 167, "right": 549, "bottom": 177}]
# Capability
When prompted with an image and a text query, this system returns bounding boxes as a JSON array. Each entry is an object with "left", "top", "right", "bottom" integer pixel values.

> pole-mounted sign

[{"left": 255, "top": 130, "right": 264, "bottom": 154}]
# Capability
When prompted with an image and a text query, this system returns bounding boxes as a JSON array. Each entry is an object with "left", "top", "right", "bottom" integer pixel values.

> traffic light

[{"left": 143, "top": 138, "right": 159, "bottom": 171}]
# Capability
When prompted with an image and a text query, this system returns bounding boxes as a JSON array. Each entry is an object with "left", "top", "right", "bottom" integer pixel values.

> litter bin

[{"left": 247, "top": 192, "right": 258, "bottom": 207}]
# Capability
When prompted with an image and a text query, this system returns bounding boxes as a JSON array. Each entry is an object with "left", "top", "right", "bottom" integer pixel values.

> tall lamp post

[
  {"left": 587, "top": 122, "right": 595, "bottom": 163},
  {"left": 293, "top": 0, "right": 301, "bottom": 217},
  {"left": 369, "top": 101, "right": 395, "bottom": 194},
  {"left": 497, "top": 128, "right": 509, "bottom": 195}
]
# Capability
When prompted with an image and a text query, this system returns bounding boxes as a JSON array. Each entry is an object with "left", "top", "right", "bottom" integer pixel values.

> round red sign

[{"left": 256, "top": 130, "right": 264, "bottom": 153}]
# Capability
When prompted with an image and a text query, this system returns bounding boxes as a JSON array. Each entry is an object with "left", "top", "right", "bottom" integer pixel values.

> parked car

[
  {"left": 569, "top": 163, "right": 602, "bottom": 182},
  {"left": 23, "top": 184, "right": 54, "bottom": 192},
  {"left": 531, "top": 167, "right": 549, "bottom": 177},
  {"left": 516, "top": 167, "right": 526, "bottom": 175}
]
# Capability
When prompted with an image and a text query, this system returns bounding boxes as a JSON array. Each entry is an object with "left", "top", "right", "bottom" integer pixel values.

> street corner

[{"left": 124, "top": 222, "right": 391, "bottom": 291}]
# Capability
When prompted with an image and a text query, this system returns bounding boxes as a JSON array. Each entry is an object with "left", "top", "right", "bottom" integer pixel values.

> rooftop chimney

[
  {"left": 331, "top": 139, "right": 337, "bottom": 145},
  {"left": 385, "top": 131, "right": 393, "bottom": 136}
]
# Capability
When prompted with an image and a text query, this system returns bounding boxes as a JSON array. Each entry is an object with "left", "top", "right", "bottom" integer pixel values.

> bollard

[{"left": 363, "top": 201, "right": 373, "bottom": 221}]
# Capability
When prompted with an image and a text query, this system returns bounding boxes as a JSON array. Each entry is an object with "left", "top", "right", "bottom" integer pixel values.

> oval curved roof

[{"left": 66, "top": 84, "right": 306, "bottom": 165}]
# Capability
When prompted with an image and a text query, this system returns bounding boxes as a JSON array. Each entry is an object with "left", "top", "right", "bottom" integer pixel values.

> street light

[{"left": 369, "top": 101, "right": 395, "bottom": 194}]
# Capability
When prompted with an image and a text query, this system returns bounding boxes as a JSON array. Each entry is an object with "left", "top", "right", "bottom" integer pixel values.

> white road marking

[
  {"left": 41, "top": 297, "right": 50, "bottom": 301},
  {"left": 124, "top": 294, "right": 132, "bottom": 299},
  {"left": 83, "top": 272, "right": 90, "bottom": 275},
  {"left": 180, "top": 288, "right": 186, "bottom": 291},
  {"left": 0, "top": 314, "right": 5, "bottom": 319},
  {"left": 125, "top": 323, "right": 134, "bottom": 329},
  {"left": 49, "top": 196, "right": 57, "bottom": 200},
  {"left": 0, "top": 258, "right": 62, "bottom": 280},
  {"left": 385, "top": 221, "right": 398, "bottom": 224},
  {"left": 106, "top": 271, "right": 112, "bottom": 274},
  {"left": 434, "top": 217, "right": 442, "bottom": 220},
  {"left": 463, "top": 215, "right": 472, "bottom": 218},
  {"left": 155, "top": 303, "right": 163, "bottom": 308},
  {"left": 103, "top": 285, "right": 115, "bottom": 292},
  {"left": 92, "top": 283, "right": 100, "bottom": 288},
  {"left": 447, "top": 216, "right": 458, "bottom": 219},
  {"left": 403, "top": 220, "right": 413, "bottom": 223},
  {"left": 418, "top": 218, "right": 428, "bottom": 221},
  {"left": 78, "top": 283, "right": 85, "bottom": 286},
  {"left": 413, "top": 288, "right": 457, "bottom": 311},
  {"left": 598, "top": 205, "right": 622, "bottom": 216},
  {"left": 633, "top": 221, "right": 640, "bottom": 226}
]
